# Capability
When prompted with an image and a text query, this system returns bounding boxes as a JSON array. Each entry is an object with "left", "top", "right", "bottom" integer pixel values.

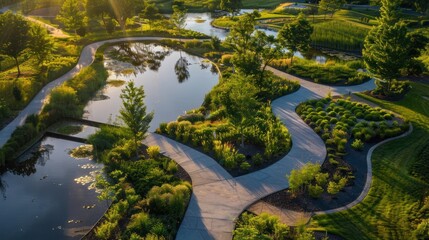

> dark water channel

[{"left": 0, "top": 137, "right": 106, "bottom": 239}]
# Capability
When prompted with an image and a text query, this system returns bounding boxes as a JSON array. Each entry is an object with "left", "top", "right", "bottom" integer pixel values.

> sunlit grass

[{"left": 312, "top": 82, "right": 429, "bottom": 240}]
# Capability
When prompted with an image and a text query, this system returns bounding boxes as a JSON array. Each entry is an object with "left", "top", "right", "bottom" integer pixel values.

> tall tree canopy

[
  {"left": 220, "top": 0, "right": 242, "bottom": 15},
  {"left": 57, "top": 0, "right": 86, "bottom": 34},
  {"left": 363, "top": 0, "right": 410, "bottom": 92},
  {"left": 28, "top": 24, "right": 54, "bottom": 66},
  {"left": 0, "top": 11, "right": 30, "bottom": 76},
  {"left": 278, "top": 13, "right": 313, "bottom": 66}
]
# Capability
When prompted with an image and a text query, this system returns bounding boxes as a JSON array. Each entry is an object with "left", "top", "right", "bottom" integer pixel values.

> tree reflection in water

[
  {"left": 175, "top": 52, "right": 190, "bottom": 83},
  {"left": 106, "top": 43, "right": 171, "bottom": 76},
  {"left": 0, "top": 143, "right": 53, "bottom": 198}
]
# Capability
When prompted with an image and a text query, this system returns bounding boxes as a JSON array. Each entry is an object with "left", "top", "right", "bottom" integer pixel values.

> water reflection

[
  {"left": 0, "top": 138, "right": 106, "bottom": 240},
  {"left": 106, "top": 43, "right": 171, "bottom": 76},
  {"left": 175, "top": 53, "right": 190, "bottom": 83},
  {"left": 85, "top": 43, "right": 219, "bottom": 132}
]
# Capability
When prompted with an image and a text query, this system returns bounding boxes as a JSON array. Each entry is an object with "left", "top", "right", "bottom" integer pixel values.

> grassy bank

[
  {"left": 0, "top": 45, "right": 109, "bottom": 167},
  {"left": 311, "top": 82, "right": 429, "bottom": 239}
]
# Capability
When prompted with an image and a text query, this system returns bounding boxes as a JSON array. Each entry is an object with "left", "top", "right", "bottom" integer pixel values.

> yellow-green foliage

[
  {"left": 147, "top": 145, "right": 161, "bottom": 159},
  {"left": 312, "top": 20, "right": 369, "bottom": 52}
]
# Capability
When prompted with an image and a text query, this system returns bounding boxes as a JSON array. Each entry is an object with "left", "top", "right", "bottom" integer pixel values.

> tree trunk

[
  {"left": 14, "top": 57, "right": 20, "bottom": 77},
  {"left": 241, "top": 133, "right": 245, "bottom": 148},
  {"left": 290, "top": 54, "right": 294, "bottom": 66}
]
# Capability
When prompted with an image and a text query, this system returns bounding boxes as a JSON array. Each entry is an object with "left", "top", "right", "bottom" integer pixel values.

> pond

[
  {"left": 0, "top": 137, "right": 107, "bottom": 240},
  {"left": 183, "top": 12, "right": 333, "bottom": 63},
  {"left": 84, "top": 43, "right": 219, "bottom": 132}
]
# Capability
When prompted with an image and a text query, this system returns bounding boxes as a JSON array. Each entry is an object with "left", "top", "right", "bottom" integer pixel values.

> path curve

[
  {"left": 0, "top": 33, "right": 404, "bottom": 240},
  {"left": 0, "top": 37, "right": 196, "bottom": 147},
  {"left": 313, "top": 123, "right": 413, "bottom": 215},
  {"left": 143, "top": 67, "right": 377, "bottom": 239}
]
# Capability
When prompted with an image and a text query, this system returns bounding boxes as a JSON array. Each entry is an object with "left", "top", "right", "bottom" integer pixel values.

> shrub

[
  {"left": 177, "top": 113, "right": 204, "bottom": 123},
  {"left": 351, "top": 139, "right": 364, "bottom": 151},
  {"left": 147, "top": 145, "right": 161, "bottom": 159},
  {"left": 95, "top": 220, "right": 118, "bottom": 240},
  {"left": 240, "top": 162, "right": 251, "bottom": 171},
  {"left": 252, "top": 153, "right": 263, "bottom": 166},
  {"left": 308, "top": 184, "right": 324, "bottom": 198}
]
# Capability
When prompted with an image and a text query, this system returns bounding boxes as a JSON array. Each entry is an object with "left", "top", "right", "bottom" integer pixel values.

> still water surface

[
  {"left": 0, "top": 137, "right": 106, "bottom": 240},
  {"left": 84, "top": 43, "right": 219, "bottom": 131}
]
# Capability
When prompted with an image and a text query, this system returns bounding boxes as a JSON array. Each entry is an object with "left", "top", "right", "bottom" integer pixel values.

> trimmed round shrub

[{"left": 351, "top": 139, "right": 364, "bottom": 151}]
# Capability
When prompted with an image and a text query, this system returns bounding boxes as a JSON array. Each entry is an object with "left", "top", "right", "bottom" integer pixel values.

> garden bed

[{"left": 250, "top": 97, "right": 409, "bottom": 212}]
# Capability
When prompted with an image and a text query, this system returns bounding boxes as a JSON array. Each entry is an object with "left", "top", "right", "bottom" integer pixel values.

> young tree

[
  {"left": 119, "top": 81, "right": 154, "bottom": 157},
  {"left": 219, "top": 74, "right": 259, "bottom": 147},
  {"left": 57, "top": 0, "right": 86, "bottom": 34},
  {"left": 278, "top": 13, "right": 313, "bottom": 66},
  {"left": 225, "top": 11, "right": 262, "bottom": 76},
  {"left": 28, "top": 24, "right": 54, "bottom": 66},
  {"left": 107, "top": 0, "right": 136, "bottom": 32},
  {"left": 139, "top": 2, "right": 162, "bottom": 30},
  {"left": 171, "top": 5, "right": 187, "bottom": 33},
  {"left": 363, "top": 0, "right": 410, "bottom": 93},
  {"left": 288, "top": 163, "right": 321, "bottom": 193},
  {"left": 220, "top": 0, "right": 242, "bottom": 15},
  {"left": 85, "top": 0, "right": 111, "bottom": 29},
  {"left": 0, "top": 11, "right": 30, "bottom": 76},
  {"left": 253, "top": 31, "right": 283, "bottom": 86}
]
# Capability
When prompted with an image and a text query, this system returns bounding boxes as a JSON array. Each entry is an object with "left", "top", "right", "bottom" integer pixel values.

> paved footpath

[
  {"left": 144, "top": 67, "right": 376, "bottom": 239},
  {"left": 0, "top": 34, "right": 393, "bottom": 239}
]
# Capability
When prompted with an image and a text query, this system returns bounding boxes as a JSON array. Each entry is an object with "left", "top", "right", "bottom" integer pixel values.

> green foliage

[
  {"left": 234, "top": 212, "right": 290, "bottom": 240},
  {"left": 288, "top": 163, "right": 321, "bottom": 193},
  {"left": 308, "top": 184, "right": 324, "bottom": 198},
  {"left": 95, "top": 220, "right": 118, "bottom": 240},
  {"left": 28, "top": 24, "right": 54, "bottom": 66},
  {"left": 271, "top": 58, "right": 370, "bottom": 85},
  {"left": 147, "top": 145, "right": 161, "bottom": 159},
  {"left": 56, "top": 0, "right": 86, "bottom": 34},
  {"left": 0, "top": 11, "right": 31, "bottom": 75},
  {"left": 171, "top": 5, "right": 187, "bottom": 32},
  {"left": 312, "top": 21, "right": 368, "bottom": 52},
  {"left": 278, "top": 13, "right": 313, "bottom": 65},
  {"left": 351, "top": 139, "right": 364, "bottom": 151},
  {"left": 119, "top": 81, "right": 154, "bottom": 156},
  {"left": 363, "top": 0, "right": 417, "bottom": 95},
  {"left": 220, "top": 0, "right": 242, "bottom": 14}
]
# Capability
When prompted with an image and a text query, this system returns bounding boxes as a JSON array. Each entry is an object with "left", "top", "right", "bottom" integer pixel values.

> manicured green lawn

[{"left": 311, "top": 82, "right": 429, "bottom": 240}]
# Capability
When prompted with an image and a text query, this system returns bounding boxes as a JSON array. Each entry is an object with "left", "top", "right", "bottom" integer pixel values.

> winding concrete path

[
  {"left": 0, "top": 34, "right": 400, "bottom": 240},
  {"left": 143, "top": 67, "right": 376, "bottom": 239}
]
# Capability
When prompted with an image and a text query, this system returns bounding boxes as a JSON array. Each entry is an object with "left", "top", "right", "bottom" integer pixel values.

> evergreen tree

[
  {"left": 363, "top": 0, "right": 409, "bottom": 93},
  {"left": 119, "top": 81, "right": 154, "bottom": 157}
]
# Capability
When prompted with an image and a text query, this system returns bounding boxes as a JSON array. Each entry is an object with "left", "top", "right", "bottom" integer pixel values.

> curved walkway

[
  {"left": 144, "top": 67, "right": 377, "bottom": 239},
  {"left": 0, "top": 35, "right": 406, "bottom": 240}
]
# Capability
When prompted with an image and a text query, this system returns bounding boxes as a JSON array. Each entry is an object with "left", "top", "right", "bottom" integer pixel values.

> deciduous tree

[
  {"left": 57, "top": 0, "right": 86, "bottom": 34},
  {"left": 28, "top": 24, "right": 54, "bottom": 66},
  {"left": 278, "top": 13, "right": 313, "bottom": 66},
  {"left": 0, "top": 11, "right": 30, "bottom": 76},
  {"left": 171, "top": 5, "right": 187, "bottom": 33}
]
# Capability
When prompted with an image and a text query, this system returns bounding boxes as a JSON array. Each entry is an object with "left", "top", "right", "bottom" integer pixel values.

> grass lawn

[{"left": 311, "top": 82, "right": 429, "bottom": 240}]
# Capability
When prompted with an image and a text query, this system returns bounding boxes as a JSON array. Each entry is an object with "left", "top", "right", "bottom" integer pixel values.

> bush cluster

[
  {"left": 93, "top": 134, "right": 192, "bottom": 240},
  {"left": 158, "top": 105, "right": 292, "bottom": 173},
  {"left": 297, "top": 98, "right": 408, "bottom": 186},
  {"left": 271, "top": 58, "right": 370, "bottom": 85}
]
